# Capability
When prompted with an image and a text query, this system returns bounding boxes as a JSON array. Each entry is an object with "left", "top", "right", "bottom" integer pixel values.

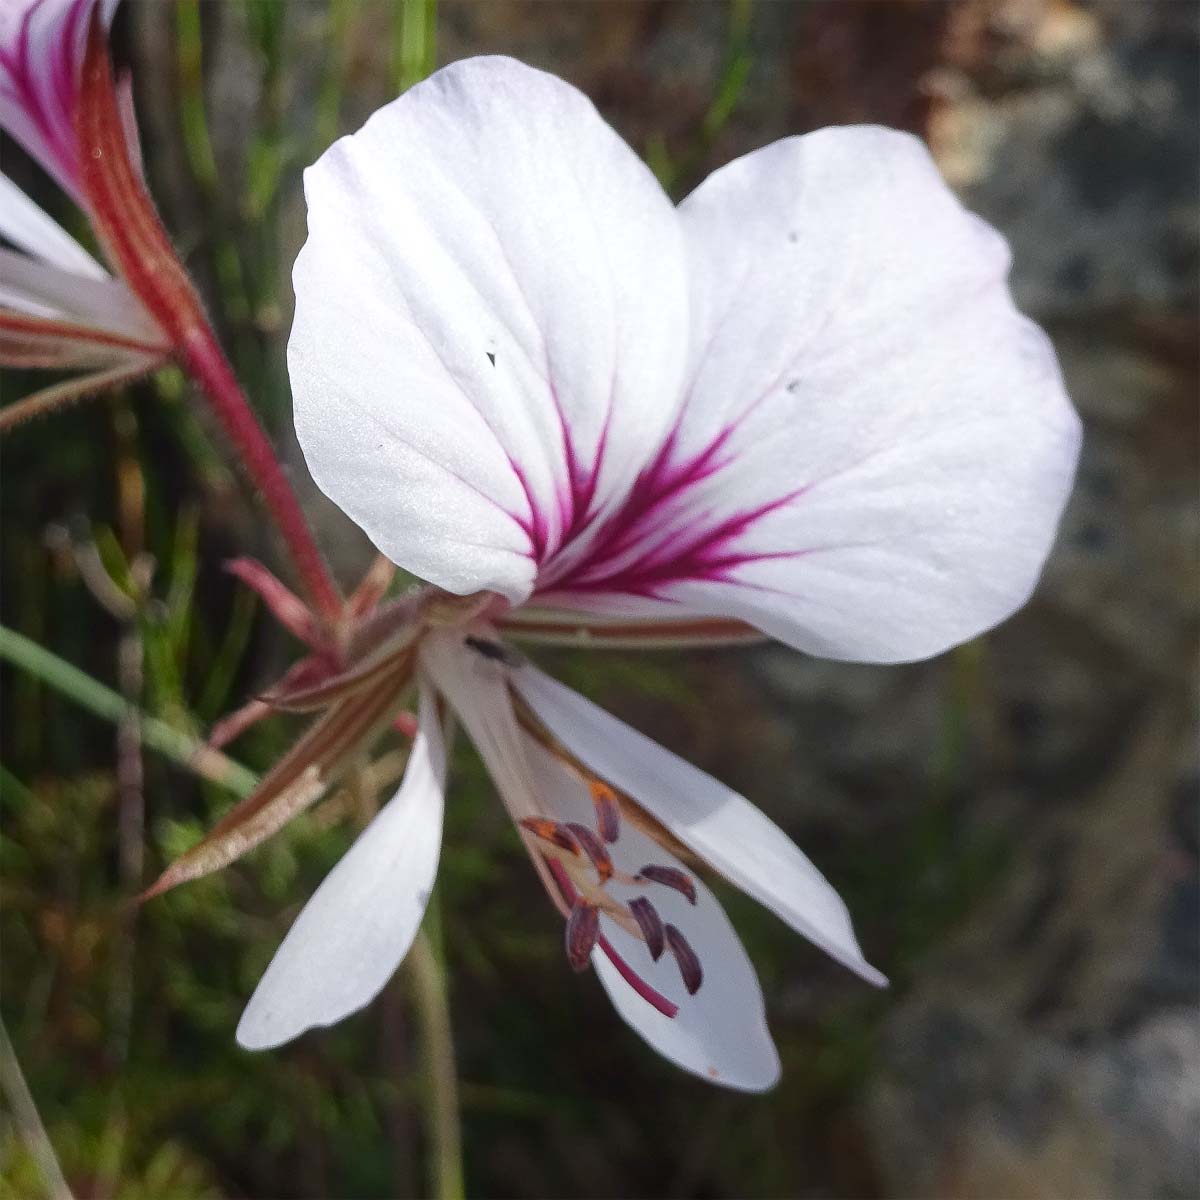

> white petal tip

[
  {"left": 235, "top": 1006, "right": 318, "bottom": 1052},
  {"left": 845, "top": 956, "right": 890, "bottom": 988},
  {"left": 861, "top": 964, "right": 890, "bottom": 989},
  {"left": 235, "top": 1017, "right": 291, "bottom": 1052},
  {"left": 714, "top": 1058, "right": 782, "bottom": 1094}
]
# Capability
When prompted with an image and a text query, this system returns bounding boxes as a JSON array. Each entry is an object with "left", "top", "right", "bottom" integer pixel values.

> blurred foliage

[{"left": 0, "top": 2, "right": 1014, "bottom": 1197}]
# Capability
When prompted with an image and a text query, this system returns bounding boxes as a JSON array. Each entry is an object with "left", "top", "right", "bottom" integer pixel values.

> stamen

[
  {"left": 637, "top": 863, "right": 697, "bottom": 905},
  {"left": 519, "top": 817, "right": 581, "bottom": 855},
  {"left": 546, "top": 859, "right": 679, "bottom": 1018},
  {"left": 596, "top": 932, "right": 680, "bottom": 1018},
  {"left": 565, "top": 901, "right": 599, "bottom": 972},
  {"left": 664, "top": 925, "right": 703, "bottom": 995},
  {"left": 566, "top": 822, "right": 614, "bottom": 882},
  {"left": 628, "top": 897, "right": 665, "bottom": 961},
  {"left": 590, "top": 780, "right": 621, "bottom": 843}
]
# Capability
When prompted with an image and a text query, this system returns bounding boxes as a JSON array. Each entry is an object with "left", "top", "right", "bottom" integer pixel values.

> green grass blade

[{"left": 0, "top": 625, "right": 256, "bottom": 796}]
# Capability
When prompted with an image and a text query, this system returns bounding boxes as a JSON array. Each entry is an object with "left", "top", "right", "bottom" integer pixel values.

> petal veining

[
  {"left": 0, "top": 0, "right": 120, "bottom": 202},
  {"left": 289, "top": 55, "right": 689, "bottom": 603},
  {"left": 535, "top": 126, "right": 1081, "bottom": 663},
  {"left": 236, "top": 681, "right": 446, "bottom": 1050}
]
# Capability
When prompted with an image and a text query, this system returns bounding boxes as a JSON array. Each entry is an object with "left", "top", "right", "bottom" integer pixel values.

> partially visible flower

[
  {"left": 0, "top": 0, "right": 170, "bottom": 421},
  {"left": 150, "top": 58, "right": 1080, "bottom": 1090},
  {"left": 0, "top": 0, "right": 343, "bottom": 616},
  {"left": 0, "top": 0, "right": 116, "bottom": 199}
]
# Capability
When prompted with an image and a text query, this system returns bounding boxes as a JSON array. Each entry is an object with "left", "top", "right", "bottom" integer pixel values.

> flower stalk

[
  {"left": 74, "top": 12, "right": 341, "bottom": 621},
  {"left": 408, "top": 918, "right": 465, "bottom": 1200}
]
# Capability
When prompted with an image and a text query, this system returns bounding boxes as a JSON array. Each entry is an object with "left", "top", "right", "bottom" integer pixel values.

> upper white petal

[
  {"left": 290, "top": 55, "right": 689, "bottom": 603},
  {"left": 0, "top": 172, "right": 106, "bottom": 278},
  {"left": 538, "top": 127, "right": 1081, "bottom": 663},
  {"left": 236, "top": 682, "right": 446, "bottom": 1050},
  {"left": 512, "top": 664, "right": 886, "bottom": 987}
]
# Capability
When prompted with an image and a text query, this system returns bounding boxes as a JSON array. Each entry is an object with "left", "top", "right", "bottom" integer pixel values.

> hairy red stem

[{"left": 75, "top": 15, "right": 341, "bottom": 620}]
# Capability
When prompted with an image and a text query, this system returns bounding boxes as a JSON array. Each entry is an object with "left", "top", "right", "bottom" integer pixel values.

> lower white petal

[
  {"left": 522, "top": 732, "right": 780, "bottom": 1092},
  {"left": 236, "top": 682, "right": 446, "bottom": 1050},
  {"left": 423, "top": 629, "right": 779, "bottom": 1088},
  {"left": 512, "top": 664, "right": 886, "bottom": 987}
]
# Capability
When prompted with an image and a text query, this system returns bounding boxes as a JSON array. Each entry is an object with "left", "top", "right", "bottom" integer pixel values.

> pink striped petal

[
  {"left": 0, "top": 0, "right": 119, "bottom": 203},
  {"left": 535, "top": 127, "right": 1081, "bottom": 663}
]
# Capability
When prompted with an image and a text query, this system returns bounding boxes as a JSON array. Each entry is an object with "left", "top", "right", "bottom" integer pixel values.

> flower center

[{"left": 520, "top": 779, "right": 703, "bottom": 1016}]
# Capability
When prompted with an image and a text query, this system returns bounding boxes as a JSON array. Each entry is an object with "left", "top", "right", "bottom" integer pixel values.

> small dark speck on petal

[
  {"left": 786, "top": 379, "right": 800, "bottom": 394},
  {"left": 486, "top": 351, "right": 496, "bottom": 366},
  {"left": 787, "top": 230, "right": 799, "bottom": 243}
]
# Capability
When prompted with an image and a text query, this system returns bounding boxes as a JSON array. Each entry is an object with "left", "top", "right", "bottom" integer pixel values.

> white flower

[
  {"left": 236, "top": 57, "right": 1081, "bottom": 1091},
  {"left": 0, "top": 0, "right": 169, "bottom": 419}
]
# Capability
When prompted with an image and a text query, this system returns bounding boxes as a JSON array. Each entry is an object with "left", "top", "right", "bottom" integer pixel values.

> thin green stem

[
  {"left": 409, "top": 907, "right": 464, "bottom": 1200},
  {"left": 393, "top": 0, "right": 439, "bottom": 93},
  {"left": 0, "top": 624, "right": 256, "bottom": 796},
  {"left": 0, "top": 1017, "right": 73, "bottom": 1200},
  {"left": 316, "top": 0, "right": 357, "bottom": 149}
]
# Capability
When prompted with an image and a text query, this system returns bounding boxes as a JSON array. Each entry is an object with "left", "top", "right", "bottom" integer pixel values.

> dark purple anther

[
  {"left": 565, "top": 901, "right": 600, "bottom": 972},
  {"left": 590, "top": 781, "right": 621, "bottom": 843},
  {"left": 566, "top": 822, "right": 614, "bottom": 881},
  {"left": 637, "top": 863, "right": 697, "bottom": 905},
  {"left": 518, "top": 817, "right": 581, "bottom": 855},
  {"left": 628, "top": 896, "right": 665, "bottom": 961},
  {"left": 664, "top": 924, "right": 703, "bottom": 995}
]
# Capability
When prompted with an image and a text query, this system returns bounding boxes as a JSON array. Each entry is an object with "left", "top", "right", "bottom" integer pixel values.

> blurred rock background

[{"left": 1, "top": 1, "right": 1196, "bottom": 1197}]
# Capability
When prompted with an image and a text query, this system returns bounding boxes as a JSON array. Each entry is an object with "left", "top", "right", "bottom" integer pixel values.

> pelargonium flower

[
  {"left": 231, "top": 57, "right": 1080, "bottom": 1090},
  {"left": 0, "top": 0, "right": 173, "bottom": 418}
]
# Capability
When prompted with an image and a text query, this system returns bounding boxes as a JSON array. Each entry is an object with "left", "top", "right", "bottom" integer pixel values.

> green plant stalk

[
  {"left": 174, "top": 0, "right": 251, "bottom": 326},
  {"left": 394, "top": 0, "right": 439, "bottom": 94},
  {"left": 0, "top": 625, "right": 256, "bottom": 797},
  {"left": 654, "top": 0, "right": 754, "bottom": 193},
  {"left": 0, "top": 1017, "right": 73, "bottom": 1200},
  {"left": 409, "top": 903, "right": 464, "bottom": 1200},
  {"left": 316, "top": 0, "right": 357, "bottom": 149}
]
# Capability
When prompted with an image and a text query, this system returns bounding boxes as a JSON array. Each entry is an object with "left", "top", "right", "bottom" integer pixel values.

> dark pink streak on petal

[
  {"left": 507, "top": 455, "right": 550, "bottom": 559},
  {"left": 534, "top": 427, "right": 732, "bottom": 592},
  {"left": 0, "top": 0, "right": 90, "bottom": 192},
  {"left": 537, "top": 417, "right": 809, "bottom": 599}
]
